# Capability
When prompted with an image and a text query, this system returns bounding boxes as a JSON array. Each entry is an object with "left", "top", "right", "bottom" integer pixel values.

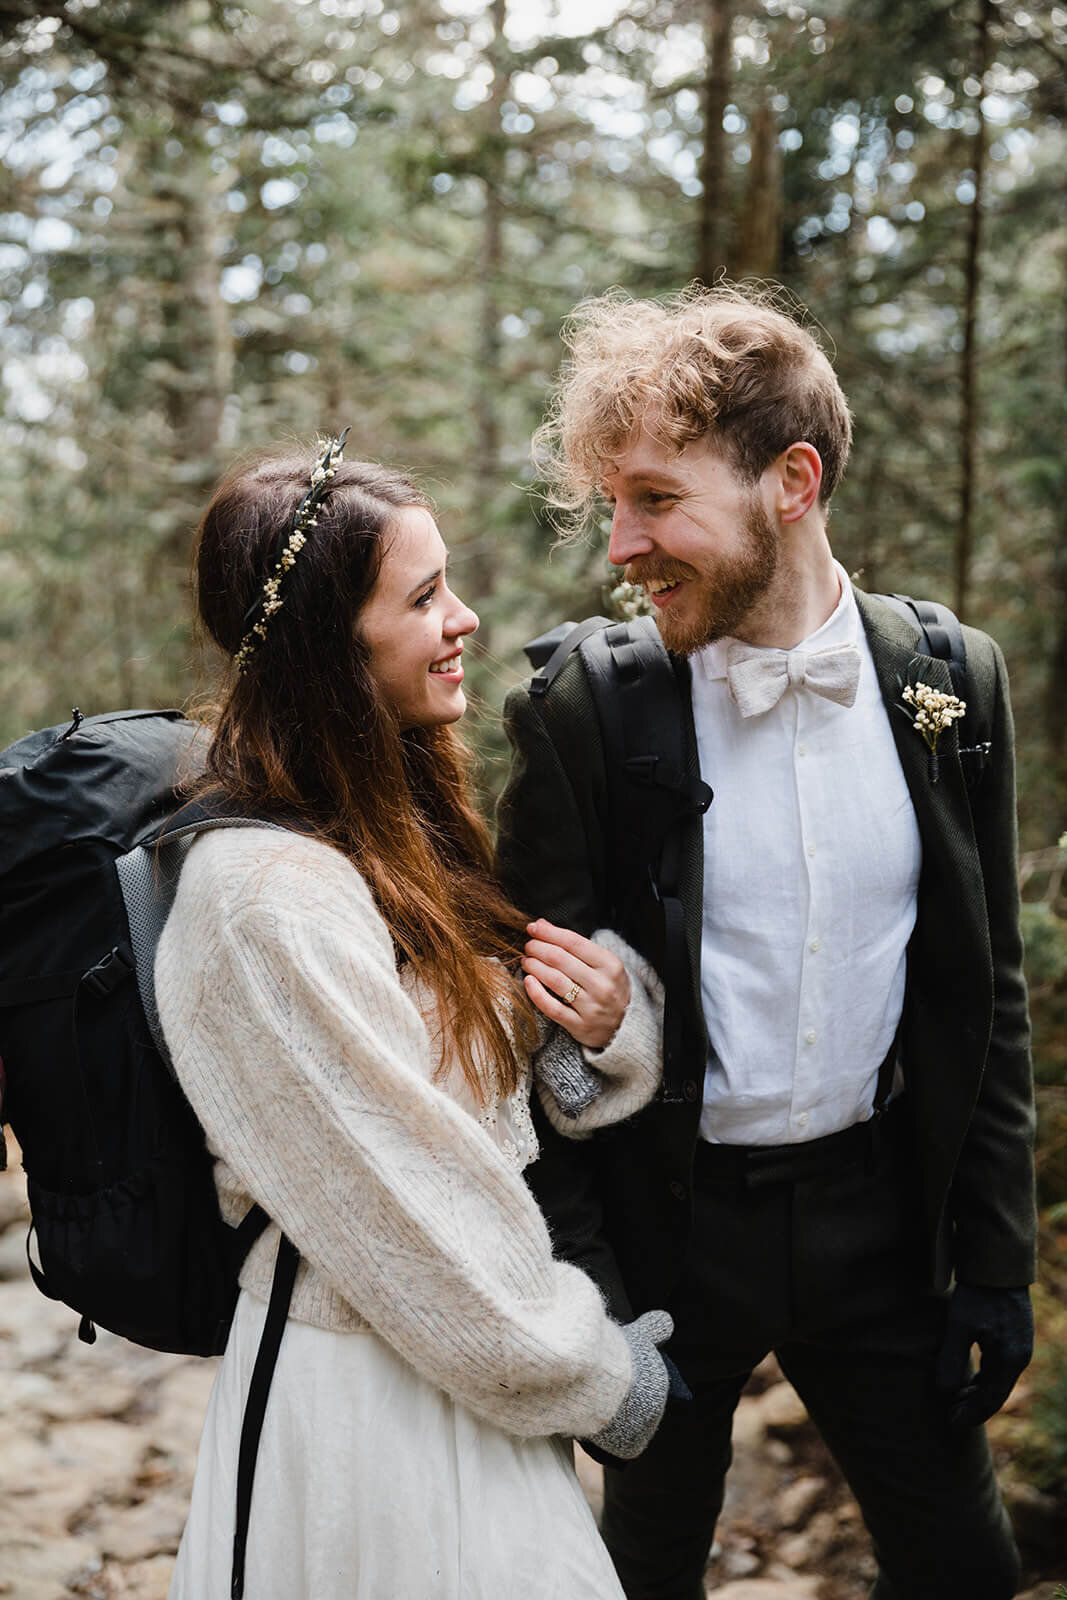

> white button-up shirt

[{"left": 691, "top": 567, "right": 921, "bottom": 1145}]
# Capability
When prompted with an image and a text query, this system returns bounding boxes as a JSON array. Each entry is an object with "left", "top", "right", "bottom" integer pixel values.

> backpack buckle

[
  {"left": 624, "top": 757, "right": 712, "bottom": 816},
  {"left": 683, "top": 777, "right": 714, "bottom": 816},
  {"left": 82, "top": 942, "right": 135, "bottom": 998},
  {"left": 959, "top": 740, "right": 992, "bottom": 770}
]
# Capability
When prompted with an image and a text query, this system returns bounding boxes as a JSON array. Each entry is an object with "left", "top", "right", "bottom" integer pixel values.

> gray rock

[
  {"left": 0, "top": 1226, "right": 28, "bottom": 1282},
  {"left": 40, "top": 1370, "right": 141, "bottom": 1424},
  {"left": 99, "top": 1492, "right": 189, "bottom": 1563},
  {"left": 778, "top": 1509, "right": 841, "bottom": 1571},
  {"left": 720, "top": 1536, "right": 761, "bottom": 1579},
  {"left": 775, "top": 1475, "right": 825, "bottom": 1529},
  {"left": 703, "top": 1580, "right": 819, "bottom": 1599},
  {"left": 756, "top": 1382, "right": 809, "bottom": 1434},
  {"left": 0, "top": 1161, "right": 29, "bottom": 1234},
  {"left": 1003, "top": 1478, "right": 1066, "bottom": 1556},
  {"left": 0, "top": 1525, "right": 99, "bottom": 1600}
]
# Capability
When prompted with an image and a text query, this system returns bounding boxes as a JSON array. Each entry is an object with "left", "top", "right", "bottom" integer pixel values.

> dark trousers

[{"left": 600, "top": 1104, "right": 1020, "bottom": 1600}]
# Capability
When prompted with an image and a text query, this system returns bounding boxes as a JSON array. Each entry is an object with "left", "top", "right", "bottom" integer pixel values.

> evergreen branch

[{"left": 0, "top": 1, "right": 306, "bottom": 93}]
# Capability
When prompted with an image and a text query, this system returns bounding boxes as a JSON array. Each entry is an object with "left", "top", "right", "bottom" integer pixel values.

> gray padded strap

[{"left": 115, "top": 818, "right": 289, "bottom": 1072}]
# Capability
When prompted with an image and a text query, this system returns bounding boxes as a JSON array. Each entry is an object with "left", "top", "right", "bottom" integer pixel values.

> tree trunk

[
  {"left": 1044, "top": 244, "right": 1067, "bottom": 831},
  {"left": 148, "top": 123, "right": 234, "bottom": 558},
  {"left": 955, "top": 0, "right": 992, "bottom": 623},
  {"left": 171, "top": 157, "right": 234, "bottom": 479},
  {"left": 468, "top": 0, "right": 508, "bottom": 655},
  {"left": 697, "top": 0, "right": 734, "bottom": 284},
  {"left": 734, "top": 95, "right": 780, "bottom": 278}
]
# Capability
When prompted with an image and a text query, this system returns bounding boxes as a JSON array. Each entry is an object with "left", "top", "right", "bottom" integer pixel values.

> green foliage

[
  {"left": 0, "top": 0, "right": 1064, "bottom": 837},
  {"left": 1023, "top": 904, "right": 1067, "bottom": 1026},
  {"left": 1019, "top": 1330, "right": 1067, "bottom": 1498},
  {"left": 0, "top": 3, "right": 1063, "bottom": 755},
  {"left": 1022, "top": 883, "right": 1067, "bottom": 1204}
]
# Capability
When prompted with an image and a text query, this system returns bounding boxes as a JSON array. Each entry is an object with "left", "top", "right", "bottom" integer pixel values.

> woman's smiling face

[{"left": 360, "top": 505, "right": 479, "bottom": 730}]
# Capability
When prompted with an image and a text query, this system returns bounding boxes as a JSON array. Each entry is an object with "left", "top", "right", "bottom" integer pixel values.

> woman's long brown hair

[{"left": 193, "top": 446, "right": 536, "bottom": 1103}]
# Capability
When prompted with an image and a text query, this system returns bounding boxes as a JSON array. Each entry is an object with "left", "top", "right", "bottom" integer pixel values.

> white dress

[
  {"left": 157, "top": 831, "right": 663, "bottom": 1600},
  {"left": 169, "top": 1035, "right": 626, "bottom": 1600}
]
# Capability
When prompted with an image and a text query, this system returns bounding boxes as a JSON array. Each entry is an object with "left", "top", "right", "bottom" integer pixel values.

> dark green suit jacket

[{"left": 497, "top": 590, "right": 1037, "bottom": 1321}]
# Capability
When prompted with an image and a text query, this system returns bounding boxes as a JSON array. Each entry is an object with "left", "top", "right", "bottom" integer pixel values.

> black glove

[
  {"left": 662, "top": 1353, "right": 693, "bottom": 1404},
  {"left": 935, "top": 1283, "right": 1034, "bottom": 1428}
]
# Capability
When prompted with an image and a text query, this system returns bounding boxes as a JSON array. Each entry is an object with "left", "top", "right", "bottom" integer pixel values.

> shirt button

[
  {"left": 805, "top": 1029, "right": 817, "bottom": 1045},
  {"left": 797, "top": 741, "right": 807, "bottom": 756},
  {"left": 795, "top": 1111, "right": 810, "bottom": 1129},
  {"left": 807, "top": 843, "right": 817, "bottom": 857},
  {"left": 683, "top": 1079, "right": 699, "bottom": 1103},
  {"left": 809, "top": 938, "right": 821, "bottom": 953},
  {"left": 669, "top": 1180, "right": 688, "bottom": 1202}
]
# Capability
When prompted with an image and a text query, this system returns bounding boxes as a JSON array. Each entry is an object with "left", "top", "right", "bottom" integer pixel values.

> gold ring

[{"left": 563, "top": 980, "right": 582, "bottom": 1006}]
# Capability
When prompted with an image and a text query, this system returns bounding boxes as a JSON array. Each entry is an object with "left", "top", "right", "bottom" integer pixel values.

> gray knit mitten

[
  {"left": 532, "top": 1025, "right": 602, "bottom": 1119},
  {"left": 585, "top": 1310, "right": 673, "bottom": 1460}
]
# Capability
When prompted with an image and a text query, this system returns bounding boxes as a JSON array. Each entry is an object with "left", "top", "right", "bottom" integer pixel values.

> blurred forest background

[{"left": 1, "top": 0, "right": 1066, "bottom": 1552}]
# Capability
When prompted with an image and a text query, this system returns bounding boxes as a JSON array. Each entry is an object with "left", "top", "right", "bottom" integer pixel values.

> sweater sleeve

[
  {"left": 535, "top": 928, "right": 664, "bottom": 1137},
  {"left": 155, "top": 831, "right": 632, "bottom": 1440}
]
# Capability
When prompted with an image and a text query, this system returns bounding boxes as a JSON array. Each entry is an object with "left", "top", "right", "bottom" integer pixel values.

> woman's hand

[{"left": 521, "top": 918, "right": 631, "bottom": 1050}]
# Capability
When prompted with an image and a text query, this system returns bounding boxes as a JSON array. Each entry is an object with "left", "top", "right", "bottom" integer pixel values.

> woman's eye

[{"left": 415, "top": 584, "right": 437, "bottom": 609}]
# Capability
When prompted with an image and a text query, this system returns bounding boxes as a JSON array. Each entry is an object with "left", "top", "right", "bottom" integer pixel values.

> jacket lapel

[
  {"left": 855, "top": 588, "right": 980, "bottom": 891},
  {"left": 855, "top": 588, "right": 993, "bottom": 1072}
]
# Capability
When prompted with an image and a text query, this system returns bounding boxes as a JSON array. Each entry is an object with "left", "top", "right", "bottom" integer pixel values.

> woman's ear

[{"left": 774, "top": 442, "right": 823, "bottom": 523}]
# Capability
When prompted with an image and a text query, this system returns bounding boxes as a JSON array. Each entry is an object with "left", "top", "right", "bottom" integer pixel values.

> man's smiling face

[{"left": 602, "top": 419, "right": 779, "bottom": 654}]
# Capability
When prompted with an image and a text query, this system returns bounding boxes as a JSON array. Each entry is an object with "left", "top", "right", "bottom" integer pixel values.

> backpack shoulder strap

[
  {"left": 117, "top": 810, "right": 296, "bottom": 1600},
  {"left": 526, "top": 616, "right": 613, "bottom": 695},
  {"left": 871, "top": 592, "right": 993, "bottom": 785},
  {"left": 580, "top": 620, "right": 710, "bottom": 1105},
  {"left": 115, "top": 816, "right": 291, "bottom": 1069},
  {"left": 523, "top": 616, "right": 711, "bottom": 1104},
  {"left": 577, "top": 618, "right": 710, "bottom": 820},
  {"left": 524, "top": 615, "right": 708, "bottom": 814},
  {"left": 874, "top": 592, "right": 968, "bottom": 699}
]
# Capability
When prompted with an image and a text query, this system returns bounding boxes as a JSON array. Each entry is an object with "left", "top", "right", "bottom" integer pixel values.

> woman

[{"left": 159, "top": 433, "right": 671, "bottom": 1599}]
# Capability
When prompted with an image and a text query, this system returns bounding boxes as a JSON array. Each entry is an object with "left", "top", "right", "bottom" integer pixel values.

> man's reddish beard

[{"left": 627, "top": 495, "right": 778, "bottom": 655}]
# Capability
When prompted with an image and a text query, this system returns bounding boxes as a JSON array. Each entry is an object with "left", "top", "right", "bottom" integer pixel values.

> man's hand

[{"left": 935, "top": 1283, "right": 1034, "bottom": 1428}]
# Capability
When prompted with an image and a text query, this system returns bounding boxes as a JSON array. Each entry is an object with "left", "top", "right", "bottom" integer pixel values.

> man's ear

[{"left": 774, "top": 443, "right": 823, "bottom": 523}]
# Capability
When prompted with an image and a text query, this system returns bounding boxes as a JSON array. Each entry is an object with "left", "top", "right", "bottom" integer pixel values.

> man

[{"left": 497, "top": 285, "right": 1036, "bottom": 1600}]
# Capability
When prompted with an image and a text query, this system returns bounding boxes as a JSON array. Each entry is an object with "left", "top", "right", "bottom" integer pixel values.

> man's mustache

[{"left": 623, "top": 558, "right": 700, "bottom": 588}]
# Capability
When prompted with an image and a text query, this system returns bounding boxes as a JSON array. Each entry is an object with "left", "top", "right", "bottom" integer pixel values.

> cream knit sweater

[{"left": 155, "top": 828, "right": 659, "bottom": 1442}]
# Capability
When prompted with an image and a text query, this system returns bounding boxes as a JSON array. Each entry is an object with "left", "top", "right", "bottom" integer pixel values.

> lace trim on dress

[{"left": 477, "top": 1071, "right": 538, "bottom": 1171}]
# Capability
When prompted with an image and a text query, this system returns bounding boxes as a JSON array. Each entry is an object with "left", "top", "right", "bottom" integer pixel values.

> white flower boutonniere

[{"left": 900, "top": 680, "right": 966, "bottom": 783}]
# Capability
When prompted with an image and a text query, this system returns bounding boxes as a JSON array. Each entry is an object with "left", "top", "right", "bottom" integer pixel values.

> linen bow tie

[{"left": 726, "top": 640, "right": 861, "bottom": 718}]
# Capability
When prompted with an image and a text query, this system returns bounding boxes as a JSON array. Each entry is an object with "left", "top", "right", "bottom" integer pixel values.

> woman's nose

[{"left": 448, "top": 598, "right": 479, "bottom": 638}]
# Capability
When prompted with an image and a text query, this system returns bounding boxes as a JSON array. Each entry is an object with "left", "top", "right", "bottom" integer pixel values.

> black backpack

[
  {"left": 523, "top": 593, "right": 977, "bottom": 1105},
  {"left": 0, "top": 706, "right": 296, "bottom": 1598}
]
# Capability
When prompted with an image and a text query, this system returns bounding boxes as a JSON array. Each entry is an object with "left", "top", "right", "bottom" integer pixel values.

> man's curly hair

[{"left": 533, "top": 283, "right": 853, "bottom": 537}]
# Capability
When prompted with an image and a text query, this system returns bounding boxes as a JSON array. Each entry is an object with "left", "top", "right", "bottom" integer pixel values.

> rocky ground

[{"left": 2, "top": 1130, "right": 1064, "bottom": 1599}]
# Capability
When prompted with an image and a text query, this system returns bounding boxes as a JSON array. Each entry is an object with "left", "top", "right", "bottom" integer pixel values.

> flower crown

[{"left": 234, "top": 428, "right": 350, "bottom": 673}]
